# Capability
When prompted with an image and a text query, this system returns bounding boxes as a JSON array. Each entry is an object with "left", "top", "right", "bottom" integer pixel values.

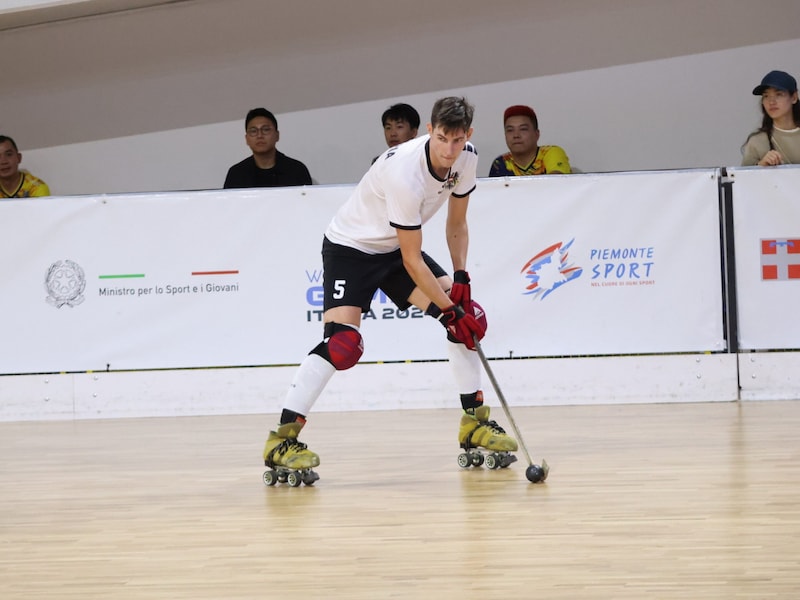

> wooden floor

[{"left": 1, "top": 400, "right": 799, "bottom": 599}]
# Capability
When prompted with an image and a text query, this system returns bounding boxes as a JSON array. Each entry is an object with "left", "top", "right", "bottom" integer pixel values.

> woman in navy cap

[{"left": 742, "top": 70, "right": 800, "bottom": 166}]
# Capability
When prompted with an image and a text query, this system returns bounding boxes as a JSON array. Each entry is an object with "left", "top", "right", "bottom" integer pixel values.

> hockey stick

[{"left": 473, "top": 336, "right": 549, "bottom": 483}]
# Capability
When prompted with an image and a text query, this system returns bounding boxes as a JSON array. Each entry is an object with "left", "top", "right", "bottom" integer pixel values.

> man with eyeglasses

[{"left": 224, "top": 108, "right": 312, "bottom": 189}]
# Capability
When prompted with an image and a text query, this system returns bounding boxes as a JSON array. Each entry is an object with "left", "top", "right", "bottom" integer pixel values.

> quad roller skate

[
  {"left": 457, "top": 405, "right": 519, "bottom": 470},
  {"left": 262, "top": 422, "right": 320, "bottom": 487}
]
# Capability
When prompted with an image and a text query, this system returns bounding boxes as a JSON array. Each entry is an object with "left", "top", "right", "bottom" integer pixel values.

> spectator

[
  {"left": 224, "top": 108, "right": 312, "bottom": 188},
  {"left": 741, "top": 70, "right": 800, "bottom": 166},
  {"left": 373, "top": 103, "right": 421, "bottom": 164},
  {"left": 488, "top": 105, "right": 571, "bottom": 176},
  {"left": 0, "top": 135, "right": 50, "bottom": 198},
  {"left": 381, "top": 102, "right": 420, "bottom": 148}
]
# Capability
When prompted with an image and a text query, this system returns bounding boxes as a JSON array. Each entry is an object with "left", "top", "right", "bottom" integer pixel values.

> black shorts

[{"left": 321, "top": 236, "right": 447, "bottom": 313}]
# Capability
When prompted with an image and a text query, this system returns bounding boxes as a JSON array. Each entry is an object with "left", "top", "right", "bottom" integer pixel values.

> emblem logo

[
  {"left": 45, "top": 260, "right": 86, "bottom": 308},
  {"left": 443, "top": 170, "right": 460, "bottom": 191}
]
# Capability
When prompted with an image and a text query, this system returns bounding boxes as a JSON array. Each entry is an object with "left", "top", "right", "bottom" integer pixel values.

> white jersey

[{"left": 325, "top": 134, "right": 478, "bottom": 254}]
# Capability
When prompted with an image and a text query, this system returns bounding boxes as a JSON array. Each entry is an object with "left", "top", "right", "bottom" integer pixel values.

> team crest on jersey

[
  {"left": 45, "top": 259, "right": 86, "bottom": 308},
  {"left": 443, "top": 170, "right": 460, "bottom": 191}
]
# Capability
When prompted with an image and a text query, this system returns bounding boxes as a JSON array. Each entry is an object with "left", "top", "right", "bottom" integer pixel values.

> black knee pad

[{"left": 311, "top": 322, "right": 364, "bottom": 370}]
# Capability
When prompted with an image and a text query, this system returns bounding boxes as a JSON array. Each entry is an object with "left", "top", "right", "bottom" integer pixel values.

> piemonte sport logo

[
  {"left": 521, "top": 239, "right": 583, "bottom": 300},
  {"left": 45, "top": 259, "right": 86, "bottom": 308}
]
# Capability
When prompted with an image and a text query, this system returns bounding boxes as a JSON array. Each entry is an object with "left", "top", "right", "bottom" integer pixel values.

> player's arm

[
  {"left": 446, "top": 193, "right": 469, "bottom": 273},
  {"left": 444, "top": 191, "right": 478, "bottom": 311},
  {"left": 396, "top": 227, "right": 453, "bottom": 310},
  {"left": 398, "top": 223, "right": 484, "bottom": 350}
]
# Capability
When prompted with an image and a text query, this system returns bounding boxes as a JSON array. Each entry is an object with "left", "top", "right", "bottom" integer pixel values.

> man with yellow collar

[
  {"left": 488, "top": 105, "right": 571, "bottom": 177},
  {"left": 0, "top": 135, "right": 50, "bottom": 199}
]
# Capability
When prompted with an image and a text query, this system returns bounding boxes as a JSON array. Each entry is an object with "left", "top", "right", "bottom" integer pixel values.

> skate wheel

[
  {"left": 302, "top": 471, "right": 319, "bottom": 486},
  {"left": 471, "top": 452, "right": 484, "bottom": 467},
  {"left": 484, "top": 454, "right": 499, "bottom": 470},
  {"left": 287, "top": 471, "right": 303, "bottom": 487},
  {"left": 277, "top": 472, "right": 288, "bottom": 483},
  {"left": 263, "top": 470, "right": 278, "bottom": 486},
  {"left": 457, "top": 453, "right": 471, "bottom": 469}
]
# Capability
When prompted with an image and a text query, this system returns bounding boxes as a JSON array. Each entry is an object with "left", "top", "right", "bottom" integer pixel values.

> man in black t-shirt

[{"left": 223, "top": 108, "right": 312, "bottom": 189}]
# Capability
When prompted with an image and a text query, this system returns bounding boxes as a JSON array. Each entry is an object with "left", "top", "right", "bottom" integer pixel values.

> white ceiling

[{"left": 3, "top": 0, "right": 800, "bottom": 150}]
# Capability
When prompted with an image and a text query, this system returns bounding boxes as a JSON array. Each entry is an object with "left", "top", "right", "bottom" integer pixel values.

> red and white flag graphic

[{"left": 760, "top": 238, "right": 800, "bottom": 280}]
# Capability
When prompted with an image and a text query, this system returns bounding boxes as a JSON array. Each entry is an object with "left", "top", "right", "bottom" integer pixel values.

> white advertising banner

[
  {"left": 1, "top": 170, "right": 725, "bottom": 375},
  {"left": 3, "top": 187, "right": 350, "bottom": 373},
  {"left": 728, "top": 166, "right": 800, "bottom": 350},
  {"left": 432, "top": 170, "right": 726, "bottom": 359}
]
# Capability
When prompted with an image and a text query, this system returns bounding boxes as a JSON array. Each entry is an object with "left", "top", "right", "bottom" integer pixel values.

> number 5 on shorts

[{"left": 333, "top": 279, "right": 346, "bottom": 300}]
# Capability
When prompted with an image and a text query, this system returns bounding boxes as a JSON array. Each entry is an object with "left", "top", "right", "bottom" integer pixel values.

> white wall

[{"left": 22, "top": 38, "right": 800, "bottom": 196}]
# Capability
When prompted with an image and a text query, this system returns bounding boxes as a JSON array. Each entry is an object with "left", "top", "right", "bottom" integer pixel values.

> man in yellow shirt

[
  {"left": 1, "top": 135, "right": 50, "bottom": 198},
  {"left": 488, "top": 105, "right": 571, "bottom": 177}
]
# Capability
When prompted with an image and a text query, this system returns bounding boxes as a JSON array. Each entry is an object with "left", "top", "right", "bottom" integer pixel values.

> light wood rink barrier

[{"left": 1, "top": 400, "right": 798, "bottom": 599}]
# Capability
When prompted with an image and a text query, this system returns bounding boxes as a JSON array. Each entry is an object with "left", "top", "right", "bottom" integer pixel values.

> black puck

[{"left": 526, "top": 464, "right": 545, "bottom": 483}]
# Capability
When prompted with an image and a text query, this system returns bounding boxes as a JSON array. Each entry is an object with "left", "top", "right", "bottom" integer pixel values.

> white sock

[
  {"left": 447, "top": 341, "right": 481, "bottom": 394},
  {"left": 283, "top": 353, "right": 336, "bottom": 416}
]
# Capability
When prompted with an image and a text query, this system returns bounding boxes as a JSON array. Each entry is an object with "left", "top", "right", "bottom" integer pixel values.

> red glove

[
  {"left": 449, "top": 270, "right": 471, "bottom": 310},
  {"left": 438, "top": 304, "right": 486, "bottom": 350}
]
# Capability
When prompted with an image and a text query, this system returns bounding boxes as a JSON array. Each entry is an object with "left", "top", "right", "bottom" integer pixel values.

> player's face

[
  {"left": 0, "top": 141, "right": 21, "bottom": 180},
  {"left": 761, "top": 88, "right": 798, "bottom": 122},
  {"left": 383, "top": 119, "right": 417, "bottom": 147},
  {"left": 245, "top": 116, "right": 279, "bottom": 155},
  {"left": 427, "top": 125, "right": 473, "bottom": 171},
  {"left": 504, "top": 115, "right": 540, "bottom": 157}
]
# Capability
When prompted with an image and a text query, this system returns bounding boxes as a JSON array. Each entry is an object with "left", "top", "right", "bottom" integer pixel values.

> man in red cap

[{"left": 488, "top": 105, "right": 571, "bottom": 177}]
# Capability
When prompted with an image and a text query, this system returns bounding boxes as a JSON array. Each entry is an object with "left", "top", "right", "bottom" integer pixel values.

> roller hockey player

[{"left": 262, "top": 97, "right": 517, "bottom": 486}]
